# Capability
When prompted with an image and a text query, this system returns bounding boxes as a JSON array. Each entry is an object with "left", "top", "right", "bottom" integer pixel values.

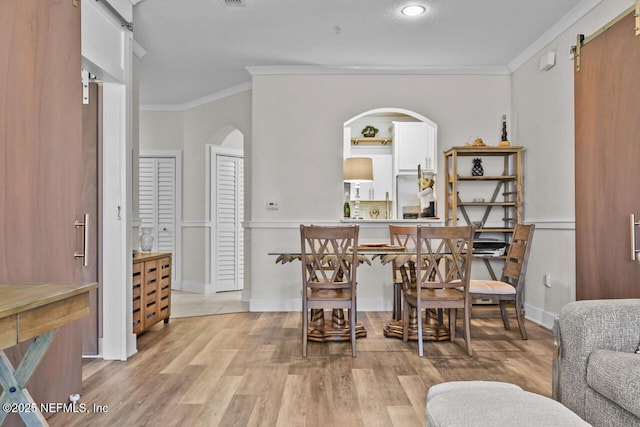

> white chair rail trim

[{"left": 244, "top": 219, "right": 574, "bottom": 230}]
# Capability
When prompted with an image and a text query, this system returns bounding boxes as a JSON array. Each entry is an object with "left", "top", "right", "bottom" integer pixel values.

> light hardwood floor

[{"left": 49, "top": 310, "right": 553, "bottom": 427}]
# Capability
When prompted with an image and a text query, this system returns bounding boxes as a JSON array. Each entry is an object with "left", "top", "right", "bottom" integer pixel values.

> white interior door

[
  {"left": 213, "top": 150, "right": 244, "bottom": 292},
  {"left": 139, "top": 156, "right": 177, "bottom": 253}
]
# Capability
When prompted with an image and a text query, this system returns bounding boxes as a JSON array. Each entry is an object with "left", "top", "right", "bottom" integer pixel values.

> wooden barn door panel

[
  {"left": 575, "top": 11, "right": 640, "bottom": 299},
  {"left": 0, "top": 0, "right": 84, "bottom": 423}
]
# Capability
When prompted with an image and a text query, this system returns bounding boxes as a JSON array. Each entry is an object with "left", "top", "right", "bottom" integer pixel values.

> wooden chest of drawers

[{"left": 132, "top": 252, "right": 172, "bottom": 334}]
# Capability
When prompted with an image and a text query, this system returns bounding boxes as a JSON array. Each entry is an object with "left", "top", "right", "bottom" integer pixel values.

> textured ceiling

[{"left": 133, "top": 0, "right": 587, "bottom": 106}]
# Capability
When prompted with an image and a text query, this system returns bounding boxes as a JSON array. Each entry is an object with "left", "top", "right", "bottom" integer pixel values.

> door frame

[
  {"left": 209, "top": 145, "right": 244, "bottom": 292},
  {"left": 101, "top": 82, "right": 131, "bottom": 360},
  {"left": 139, "top": 149, "right": 183, "bottom": 289}
]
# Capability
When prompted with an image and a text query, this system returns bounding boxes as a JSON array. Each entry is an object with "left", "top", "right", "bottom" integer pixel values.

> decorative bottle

[
  {"left": 499, "top": 114, "right": 511, "bottom": 147},
  {"left": 140, "top": 227, "right": 154, "bottom": 252},
  {"left": 343, "top": 192, "right": 351, "bottom": 219}
]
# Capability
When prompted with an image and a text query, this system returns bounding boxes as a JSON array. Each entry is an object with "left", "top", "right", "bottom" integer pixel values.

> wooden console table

[
  {"left": 0, "top": 282, "right": 96, "bottom": 426},
  {"left": 132, "top": 252, "right": 172, "bottom": 334}
]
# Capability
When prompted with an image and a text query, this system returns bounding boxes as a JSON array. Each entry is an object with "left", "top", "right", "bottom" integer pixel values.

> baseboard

[
  {"left": 524, "top": 303, "right": 556, "bottom": 330},
  {"left": 180, "top": 280, "right": 215, "bottom": 295},
  {"left": 246, "top": 296, "right": 556, "bottom": 331},
  {"left": 250, "top": 297, "right": 299, "bottom": 312},
  {"left": 248, "top": 297, "right": 390, "bottom": 312}
]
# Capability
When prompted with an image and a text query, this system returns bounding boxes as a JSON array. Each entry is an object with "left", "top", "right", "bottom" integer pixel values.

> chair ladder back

[
  {"left": 500, "top": 224, "right": 535, "bottom": 286},
  {"left": 416, "top": 225, "right": 475, "bottom": 291},
  {"left": 389, "top": 225, "right": 418, "bottom": 283},
  {"left": 300, "top": 225, "right": 359, "bottom": 290}
]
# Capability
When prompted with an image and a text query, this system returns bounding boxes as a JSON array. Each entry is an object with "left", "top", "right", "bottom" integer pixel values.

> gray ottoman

[{"left": 426, "top": 381, "right": 591, "bottom": 426}]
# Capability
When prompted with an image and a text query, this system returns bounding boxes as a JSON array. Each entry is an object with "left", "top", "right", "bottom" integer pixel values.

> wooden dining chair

[
  {"left": 300, "top": 224, "right": 359, "bottom": 357},
  {"left": 389, "top": 225, "right": 418, "bottom": 321},
  {"left": 403, "top": 225, "right": 475, "bottom": 357},
  {"left": 469, "top": 223, "right": 535, "bottom": 339}
]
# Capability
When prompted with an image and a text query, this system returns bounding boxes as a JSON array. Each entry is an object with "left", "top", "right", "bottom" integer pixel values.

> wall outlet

[
  {"left": 543, "top": 273, "right": 552, "bottom": 288},
  {"left": 266, "top": 201, "right": 279, "bottom": 210}
]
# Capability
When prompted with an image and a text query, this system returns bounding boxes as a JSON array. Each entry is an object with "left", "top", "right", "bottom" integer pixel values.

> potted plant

[{"left": 361, "top": 125, "right": 379, "bottom": 138}]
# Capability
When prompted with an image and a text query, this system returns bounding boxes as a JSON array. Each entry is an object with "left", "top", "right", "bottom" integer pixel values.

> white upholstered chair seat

[{"left": 469, "top": 280, "right": 516, "bottom": 295}]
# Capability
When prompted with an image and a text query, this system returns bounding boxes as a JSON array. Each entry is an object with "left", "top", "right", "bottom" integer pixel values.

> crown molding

[
  {"left": 140, "top": 81, "right": 252, "bottom": 112},
  {"left": 508, "top": 0, "right": 602, "bottom": 72},
  {"left": 245, "top": 65, "right": 511, "bottom": 76},
  {"left": 132, "top": 39, "right": 147, "bottom": 59},
  {"left": 140, "top": 0, "right": 603, "bottom": 110}
]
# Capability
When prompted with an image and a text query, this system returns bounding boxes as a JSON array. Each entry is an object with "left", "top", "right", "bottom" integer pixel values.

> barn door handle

[
  {"left": 74, "top": 213, "right": 89, "bottom": 267},
  {"left": 631, "top": 214, "right": 640, "bottom": 261}
]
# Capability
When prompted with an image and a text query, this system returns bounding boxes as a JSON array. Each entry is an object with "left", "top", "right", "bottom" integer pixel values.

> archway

[{"left": 343, "top": 108, "right": 438, "bottom": 220}]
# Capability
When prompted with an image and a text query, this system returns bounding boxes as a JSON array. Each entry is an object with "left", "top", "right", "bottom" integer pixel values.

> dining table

[{"left": 270, "top": 243, "right": 450, "bottom": 342}]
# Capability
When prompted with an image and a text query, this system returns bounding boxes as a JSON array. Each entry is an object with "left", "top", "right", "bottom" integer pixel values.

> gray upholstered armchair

[{"left": 553, "top": 299, "right": 640, "bottom": 426}]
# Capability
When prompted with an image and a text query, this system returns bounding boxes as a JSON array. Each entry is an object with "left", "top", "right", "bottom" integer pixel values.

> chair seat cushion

[
  {"left": 469, "top": 279, "right": 516, "bottom": 295},
  {"left": 307, "top": 288, "right": 352, "bottom": 301},
  {"left": 587, "top": 349, "right": 640, "bottom": 418},
  {"left": 404, "top": 288, "right": 464, "bottom": 301}
]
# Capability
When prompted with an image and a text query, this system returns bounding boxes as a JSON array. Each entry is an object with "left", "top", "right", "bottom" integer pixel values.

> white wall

[
  {"left": 139, "top": 90, "right": 251, "bottom": 293},
  {"left": 249, "top": 74, "right": 511, "bottom": 311},
  {"left": 511, "top": 0, "right": 633, "bottom": 327},
  {"left": 137, "top": 0, "right": 633, "bottom": 324}
]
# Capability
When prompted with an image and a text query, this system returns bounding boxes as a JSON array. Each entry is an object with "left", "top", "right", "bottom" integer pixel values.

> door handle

[
  {"left": 630, "top": 214, "right": 640, "bottom": 261},
  {"left": 74, "top": 213, "right": 89, "bottom": 267}
]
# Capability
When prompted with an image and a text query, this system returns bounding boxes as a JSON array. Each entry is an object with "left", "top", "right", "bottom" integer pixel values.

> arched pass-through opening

[{"left": 343, "top": 108, "right": 438, "bottom": 220}]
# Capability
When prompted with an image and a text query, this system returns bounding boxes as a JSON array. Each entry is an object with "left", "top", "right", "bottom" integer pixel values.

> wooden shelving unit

[
  {"left": 133, "top": 252, "right": 172, "bottom": 334},
  {"left": 444, "top": 146, "right": 524, "bottom": 279}
]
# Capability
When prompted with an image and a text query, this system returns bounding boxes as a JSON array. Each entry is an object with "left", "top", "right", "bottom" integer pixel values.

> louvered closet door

[
  {"left": 215, "top": 153, "right": 244, "bottom": 291},
  {"left": 139, "top": 156, "right": 177, "bottom": 255}
]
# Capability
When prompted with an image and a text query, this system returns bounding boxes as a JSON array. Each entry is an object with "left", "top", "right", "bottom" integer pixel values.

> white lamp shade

[{"left": 344, "top": 157, "right": 374, "bottom": 182}]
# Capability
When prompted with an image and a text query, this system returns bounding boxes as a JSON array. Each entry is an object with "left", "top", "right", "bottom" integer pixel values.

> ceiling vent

[{"left": 223, "top": 0, "right": 245, "bottom": 7}]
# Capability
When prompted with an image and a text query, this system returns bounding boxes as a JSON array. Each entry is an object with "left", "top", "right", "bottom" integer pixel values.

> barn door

[
  {"left": 575, "top": 9, "right": 640, "bottom": 299},
  {"left": 0, "top": 0, "right": 85, "bottom": 421}
]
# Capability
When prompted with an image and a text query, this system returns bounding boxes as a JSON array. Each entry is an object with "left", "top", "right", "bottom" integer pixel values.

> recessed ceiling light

[{"left": 401, "top": 5, "right": 426, "bottom": 17}]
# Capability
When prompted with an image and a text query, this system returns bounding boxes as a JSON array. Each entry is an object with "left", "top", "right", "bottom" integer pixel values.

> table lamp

[{"left": 343, "top": 157, "right": 374, "bottom": 219}]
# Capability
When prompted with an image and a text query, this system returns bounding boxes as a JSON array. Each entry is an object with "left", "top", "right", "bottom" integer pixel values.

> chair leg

[
  {"left": 417, "top": 306, "right": 424, "bottom": 357},
  {"left": 402, "top": 297, "right": 410, "bottom": 342},
  {"left": 499, "top": 300, "right": 510, "bottom": 330},
  {"left": 350, "top": 306, "right": 357, "bottom": 356},
  {"left": 302, "top": 309, "right": 308, "bottom": 357},
  {"left": 515, "top": 301, "right": 528, "bottom": 340},
  {"left": 463, "top": 303, "right": 472, "bottom": 356},
  {"left": 448, "top": 308, "right": 456, "bottom": 340}
]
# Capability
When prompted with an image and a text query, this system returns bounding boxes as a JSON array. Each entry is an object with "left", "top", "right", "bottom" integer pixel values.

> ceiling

[{"left": 133, "top": 0, "right": 588, "bottom": 106}]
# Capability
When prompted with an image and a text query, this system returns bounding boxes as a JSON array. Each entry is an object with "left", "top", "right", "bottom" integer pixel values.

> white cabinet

[
  {"left": 392, "top": 121, "right": 437, "bottom": 174},
  {"left": 392, "top": 121, "right": 438, "bottom": 219},
  {"left": 349, "top": 154, "right": 393, "bottom": 201}
]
